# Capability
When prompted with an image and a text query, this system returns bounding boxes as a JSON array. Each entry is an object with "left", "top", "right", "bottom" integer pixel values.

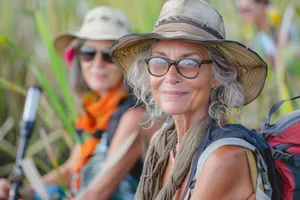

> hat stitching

[
  {"left": 116, "top": 20, "right": 125, "bottom": 27},
  {"left": 100, "top": 15, "right": 110, "bottom": 21},
  {"left": 153, "top": 16, "right": 224, "bottom": 39}
]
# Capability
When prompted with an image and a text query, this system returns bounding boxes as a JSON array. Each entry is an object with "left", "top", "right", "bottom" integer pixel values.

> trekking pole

[{"left": 9, "top": 86, "right": 42, "bottom": 200}]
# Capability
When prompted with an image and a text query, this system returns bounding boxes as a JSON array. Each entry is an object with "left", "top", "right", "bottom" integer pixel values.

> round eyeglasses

[{"left": 145, "top": 57, "right": 213, "bottom": 79}]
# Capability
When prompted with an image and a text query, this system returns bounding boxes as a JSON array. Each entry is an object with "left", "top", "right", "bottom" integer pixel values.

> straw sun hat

[
  {"left": 54, "top": 6, "right": 132, "bottom": 56},
  {"left": 110, "top": 0, "right": 268, "bottom": 105}
]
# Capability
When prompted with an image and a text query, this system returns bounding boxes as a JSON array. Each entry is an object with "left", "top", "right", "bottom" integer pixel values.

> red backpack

[{"left": 260, "top": 96, "right": 300, "bottom": 200}]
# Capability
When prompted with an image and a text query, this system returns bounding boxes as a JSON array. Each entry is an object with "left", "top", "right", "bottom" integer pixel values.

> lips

[
  {"left": 92, "top": 73, "right": 108, "bottom": 79},
  {"left": 160, "top": 90, "right": 188, "bottom": 98}
]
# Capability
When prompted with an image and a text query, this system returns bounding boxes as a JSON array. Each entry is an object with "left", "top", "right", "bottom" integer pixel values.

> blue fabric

[
  {"left": 256, "top": 31, "right": 276, "bottom": 57},
  {"left": 70, "top": 133, "right": 139, "bottom": 199},
  {"left": 111, "top": 175, "right": 139, "bottom": 200},
  {"left": 33, "top": 185, "right": 65, "bottom": 200}
]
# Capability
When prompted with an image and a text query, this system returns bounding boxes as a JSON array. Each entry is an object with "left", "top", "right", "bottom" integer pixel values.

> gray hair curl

[{"left": 127, "top": 42, "right": 244, "bottom": 123}]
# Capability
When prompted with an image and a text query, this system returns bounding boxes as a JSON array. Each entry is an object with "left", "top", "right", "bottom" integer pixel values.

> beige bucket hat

[
  {"left": 110, "top": 0, "right": 268, "bottom": 105},
  {"left": 54, "top": 6, "right": 132, "bottom": 56}
]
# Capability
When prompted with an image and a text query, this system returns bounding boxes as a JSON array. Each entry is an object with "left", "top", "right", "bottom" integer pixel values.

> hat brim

[
  {"left": 54, "top": 33, "right": 77, "bottom": 57},
  {"left": 54, "top": 32, "right": 122, "bottom": 57},
  {"left": 110, "top": 33, "right": 268, "bottom": 105}
]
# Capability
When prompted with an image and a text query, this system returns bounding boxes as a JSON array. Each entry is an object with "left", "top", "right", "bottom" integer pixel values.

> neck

[
  {"left": 97, "top": 87, "right": 127, "bottom": 97},
  {"left": 97, "top": 91, "right": 108, "bottom": 96},
  {"left": 173, "top": 106, "right": 208, "bottom": 146},
  {"left": 96, "top": 78, "right": 125, "bottom": 97},
  {"left": 258, "top": 19, "right": 269, "bottom": 31}
]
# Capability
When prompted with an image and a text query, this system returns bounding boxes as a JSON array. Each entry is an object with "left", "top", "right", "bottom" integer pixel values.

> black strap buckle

[{"left": 272, "top": 148, "right": 293, "bottom": 163}]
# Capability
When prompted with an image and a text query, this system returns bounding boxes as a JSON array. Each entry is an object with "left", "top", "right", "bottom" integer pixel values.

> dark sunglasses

[
  {"left": 145, "top": 57, "right": 212, "bottom": 79},
  {"left": 79, "top": 46, "right": 113, "bottom": 63}
]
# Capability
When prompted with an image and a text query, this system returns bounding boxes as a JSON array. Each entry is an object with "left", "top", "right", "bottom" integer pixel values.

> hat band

[{"left": 153, "top": 16, "right": 224, "bottom": 40}]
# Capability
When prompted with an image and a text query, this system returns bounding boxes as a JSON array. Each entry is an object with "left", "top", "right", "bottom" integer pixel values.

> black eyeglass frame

[{"left": 144, "top": 57, "right": 213, "bottom": 79}]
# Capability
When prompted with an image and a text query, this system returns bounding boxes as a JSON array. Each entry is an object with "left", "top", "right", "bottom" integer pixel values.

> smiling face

[
  {"left": 79, "top": 40, "right": 123, "bottom": 95},
  {"left": 149, "top": 40, "right": 216, "bottom": 117}
]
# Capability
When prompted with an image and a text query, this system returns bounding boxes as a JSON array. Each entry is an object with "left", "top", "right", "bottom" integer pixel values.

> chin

[
  {"left": 90, "top": 85, "right": 109, "bottom": 93},
  {"left": 162, "top": 105, "right": 188, "bottom": 115}
]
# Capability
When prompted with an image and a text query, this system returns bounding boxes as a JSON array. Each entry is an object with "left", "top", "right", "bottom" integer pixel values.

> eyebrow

[
  {"left": 152, "top": 51, "right": 202, "bottom": 58},
  {"left": 152, "top": 51, "right": 166, "bottom": 56},
  {"left": 182, "top": 52, "right": 202, "bottom": 58}
]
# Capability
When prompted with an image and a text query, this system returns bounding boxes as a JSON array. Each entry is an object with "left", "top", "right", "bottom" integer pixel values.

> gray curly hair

[{"left": 126, "top": 42, "right": 244, "bottom": 123}]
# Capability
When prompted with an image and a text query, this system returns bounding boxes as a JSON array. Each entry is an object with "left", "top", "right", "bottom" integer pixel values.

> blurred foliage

[{"left": 0, "top": 0, "right": 299, "bottom": 180}]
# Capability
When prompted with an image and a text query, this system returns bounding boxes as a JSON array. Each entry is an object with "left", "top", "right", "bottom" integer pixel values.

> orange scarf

[{"left": 74, "top": 79, "right": 126, "bottom": 188}]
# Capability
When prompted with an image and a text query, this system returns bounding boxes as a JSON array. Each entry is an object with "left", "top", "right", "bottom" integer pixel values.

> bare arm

[
  {"left": 0, "top": 179, "right": 10, "bottom": 200},
  {"left": 81, "top": 107, "right": 145, "bottom": 200},
  {"left": 42, "top": 144, "right": 80, "bottom": 189},
  {"left": 190, "top": 146, "right": 255, "bottom": 200}
]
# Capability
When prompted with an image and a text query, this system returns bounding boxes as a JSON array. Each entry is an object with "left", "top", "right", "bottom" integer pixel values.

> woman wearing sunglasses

[
  {"left": 50, "top": 6, "right": 163, "bottom": 200},
  {"left": 110, "top": 0, "right": 273, "bottom": 199},
  {"left": 50, "top": 6, "right": 154, "bottom": 200},
  {"left": 0, "top": 6, "right": 160, "bottom": 200}
]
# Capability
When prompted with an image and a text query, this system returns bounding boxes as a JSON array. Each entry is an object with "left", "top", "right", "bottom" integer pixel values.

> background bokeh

[{"left": 0, "top": 0, "right": 299, "bottom": 179}]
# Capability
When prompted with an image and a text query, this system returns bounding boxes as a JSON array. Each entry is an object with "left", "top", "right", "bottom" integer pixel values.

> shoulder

[
  {"left": 192, "top": 145, "right": 253, "bottom": 199},
  {"left": 197, "top": 145, "right": 249, "bottom": 183},
  {"left": 110, "top": 107, "right": 145, "bottom": 138},
  {"left": 119, "top": 107, "right": 145, "bottom": 124},
  {"left": 203, "top": 145, "right": 248, "bottom": 171},
  {"left": 105, "top": 108, "right": 144, "bottom": 157},
  {"left": 193, "top": 146, "right": 253, "bottom": 199},
  {"left": 203, "top": 124, "right": 254, "bottom": 182}
]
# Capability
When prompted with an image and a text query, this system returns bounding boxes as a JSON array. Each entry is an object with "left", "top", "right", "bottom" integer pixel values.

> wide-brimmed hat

[
  {"left": 110, "top": 0, "right": 268, "bottom": 105},
  {"left": 54, "top": 6, "right": 132, "bottom": 56}
]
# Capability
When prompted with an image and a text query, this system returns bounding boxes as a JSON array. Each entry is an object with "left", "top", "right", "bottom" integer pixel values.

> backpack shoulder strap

[
  {"left": 245, "top": 148, "right": 258, "bottom": 190},
  {"left": 188, "top": 138, "right": 271, "bottom": 200}
]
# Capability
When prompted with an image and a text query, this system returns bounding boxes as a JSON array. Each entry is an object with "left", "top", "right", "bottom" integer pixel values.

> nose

[
  {"left": 92, "top": 52, "right": 106, "bottom": 69},
  {"left": 164, "top": 65, "right": 181, "bottom": 85}
]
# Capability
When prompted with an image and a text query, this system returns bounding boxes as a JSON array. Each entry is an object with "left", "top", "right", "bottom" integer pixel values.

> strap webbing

[{"left": 267, "top": 95, "right": 300, "bottom": 125}]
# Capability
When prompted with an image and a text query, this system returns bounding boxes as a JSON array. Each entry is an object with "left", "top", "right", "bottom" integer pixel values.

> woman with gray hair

[{"left": 110, "top": 0, "right": 271, "bottom": 199}]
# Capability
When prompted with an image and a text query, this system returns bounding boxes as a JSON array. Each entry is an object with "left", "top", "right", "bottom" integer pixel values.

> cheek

[
  {"left": 190, "top": 83, "right": 211, "bottom": 106},
  {"left": 80, "top": 63, "right": 90, "bottom": 83},
  {"left": 189, "top": 71, "right": 214, "bottom": 104}
]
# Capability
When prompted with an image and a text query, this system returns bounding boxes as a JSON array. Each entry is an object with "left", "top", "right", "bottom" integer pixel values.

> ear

[{"left": 211, "top": 74, "right": 220, "bottom": 89}]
